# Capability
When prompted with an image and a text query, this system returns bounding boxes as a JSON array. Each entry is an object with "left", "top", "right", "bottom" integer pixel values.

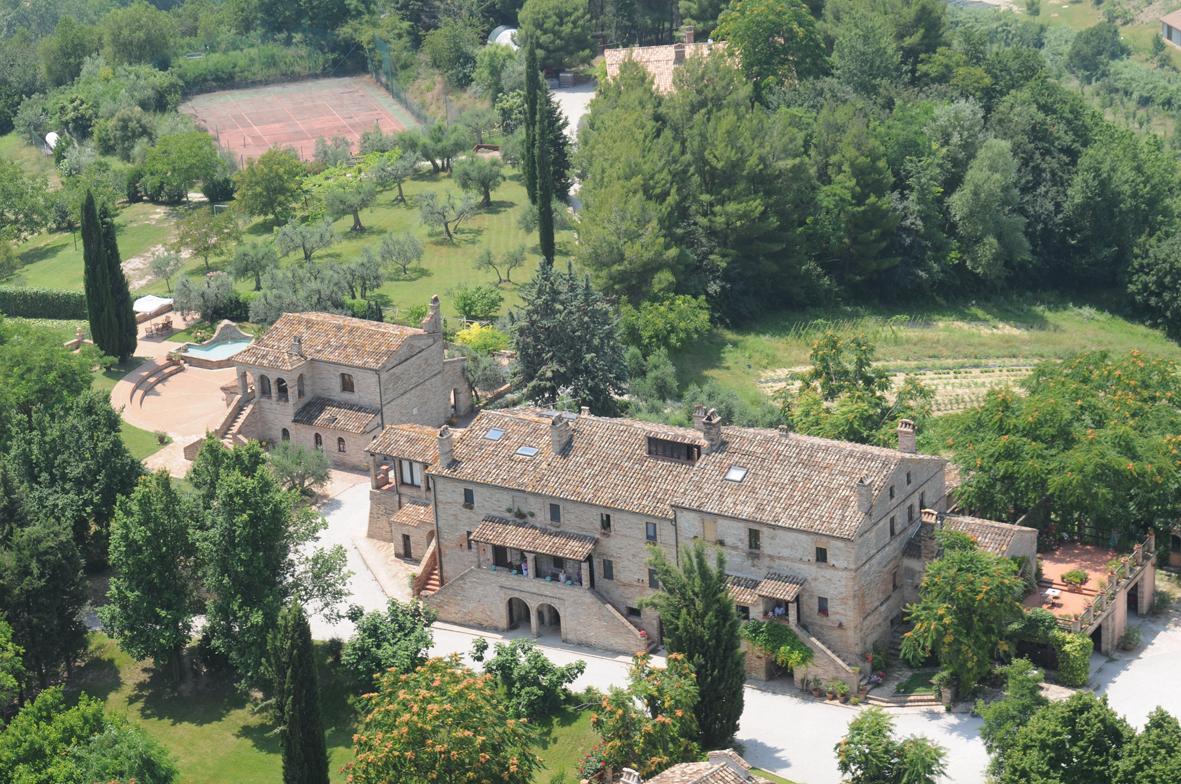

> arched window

[
  {"left": 276, "top": 378, "right": 289, "bottom": 402},
  {"left": 314, "top": 433, "right": 323, "bottom": 449},
  {"left": 259, "top": 376, "right": 272, "bottom": 398},
  {"left": 297, "top": 374, "right": 305, "bottom": 399},
  {"left": 337, "top": 437, "right": 346, "bottom": 453},
  {"left": 340, "top": 373, "right": 354, "bottom": 393},
  {"left": 281, "top": 428, "right": 290, "bottom": 441}
]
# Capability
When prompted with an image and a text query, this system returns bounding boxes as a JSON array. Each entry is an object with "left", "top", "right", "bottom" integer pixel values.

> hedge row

[
  {"left": 1051, "top": 630, "right": 1093, "bottom": 687},
  {"left": 0, "top": 288, "right": 88, "bottom": 319},
  {"left": 173, "top": 45, "right": 330, "bottom": 94}
]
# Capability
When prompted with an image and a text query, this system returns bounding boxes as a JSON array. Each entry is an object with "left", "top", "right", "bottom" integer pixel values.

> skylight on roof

[
  {"left": 724, "top": 466, "right": 748, "bottom": 483},
  {"left": 515, "top": 445, "right": 540, "bottom": 457},
  {"left": 485, "top": 427, "right": 505, "bottom": 441}
]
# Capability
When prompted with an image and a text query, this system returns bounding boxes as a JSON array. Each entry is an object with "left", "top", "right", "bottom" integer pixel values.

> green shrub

[
  {"left": 171, "top": 45, "right": 329, "bottom": 93},
  {"left": 1051, "top": 630, "right": 1092, "bottom": 687},
  {"left": 740, "top": 620, "right": 814, "bottom": 670},
  {"left": 1117, "top": 627, "right": 1141, "bottom": 651},
  {"left": 0, "top": 287, "right": 88, "bottom": 319},
  {"left": 1062, "top": 568, "right": 1089, "bottom": 587}
]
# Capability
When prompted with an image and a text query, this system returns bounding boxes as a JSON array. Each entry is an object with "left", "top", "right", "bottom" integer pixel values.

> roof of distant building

[
  {"left": 391, "top": 500, "right": 435, "bottom": 529},
  {"left": 431, "top": 408, "right": 943, "bottom": 539},
  {"left": 941, "top": 513, "right": 1024, "bottom": 556},
  {"left": 1162, "top": 9, "right": 1181, "bottom": 27},
  {"left": 368, "top": 423, "right": 440, "bottom": 464},
  {"left": 292, "top": 397, "right": 379, "bottom": 433},
  {"left": 235, "top": 312, "right": 421, "bottom": 371},
  {"left": 603, "top": 41, "right": 726, "bottom": 92}
]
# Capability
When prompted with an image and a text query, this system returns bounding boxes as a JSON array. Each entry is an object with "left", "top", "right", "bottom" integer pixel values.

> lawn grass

[
  {"left": 2, "top": 316, "right": 88, "bottom": 341},
  {"left": 66, "top": 633, "right": 356, "bottom": 784},
  {"left": 89, "top": 356, "right": 171, "bottom": 460},
  {"left": 535, "top": 706, "right": 598, "bottom": 782},
  {"left": 0, "top": 132, "right": 59, "bottom": 183},
  {"left": 893, "top": 670, "right": 937, "bottom": 696},
  {"left": 13, "top": 202, "right": 178, "bottom": 292},
  {"left": 752, "top": 769, "right": 802, "bottom": 784},
  {"left": 673, "top": 295, "right": 1181, "bottom": 404}
]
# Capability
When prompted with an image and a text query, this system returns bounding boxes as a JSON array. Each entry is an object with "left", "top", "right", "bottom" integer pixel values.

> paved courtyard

[{"left": 313, "top": 481, "right": 1181, "bottom": 784}]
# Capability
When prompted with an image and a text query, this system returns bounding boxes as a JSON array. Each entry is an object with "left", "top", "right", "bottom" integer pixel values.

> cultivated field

[
  {"left": 678, "top": 300, "right": 1181, "bottom": 407},
  {"left": 180, "top": 75, "right": 419, "bottom": 163}
]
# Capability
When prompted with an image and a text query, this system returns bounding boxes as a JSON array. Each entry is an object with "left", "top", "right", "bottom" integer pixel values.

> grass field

[
  {"left": 676, "top": 296, "right": 1181, "bottom": 407},
  {"left": 66, "top": 635, "right": 624, "bottom": 784},
  {"left": 0, "top": 132, "right": 59, "bottom": 183}
]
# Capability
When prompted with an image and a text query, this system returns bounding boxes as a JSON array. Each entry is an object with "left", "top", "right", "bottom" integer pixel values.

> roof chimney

[
  {"left": 421, "top": 294, "right": 442, "bottom": 334},
  {"left": 437, "top": 425, "right": 454, "bottom": 467},
  {"left": 702, "top": 408, "right": 723, "bottom": 452},
  {"left": 580, "top": 405, "right": 590, "bottom": 417},
  {"left": 897, "top": 419, "right": 916, "bottom": 454},
  {"left": 550, "top": 413, "right": 573, "bottom": 455},
  {"left": 673, "top": 42, "right": 686, "bottom": 64},
  {"left": 692, "top": 403, "right": 706, "bottom": 431},
  {"left": 684, "top": 25, "right": 695, "bottom": 44},
  {"left": 291, "top": 335, "right": 303, "bottom": 356},
  {"left": 856, "top": 476, "right": 874, "bottom": 515}
]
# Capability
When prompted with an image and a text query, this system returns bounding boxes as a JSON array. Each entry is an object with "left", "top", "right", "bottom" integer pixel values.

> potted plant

[
  {"left": 1062, "top": 569, "right": 1089, "bottom": 591},
  {"left": 825, "top": 680, "right": 838, "bottom": 700},
  {"left": 836, "top": 681, "right": 850, "bottom": 703},
  {"left": 811, "top": 680, "right": 824, "bottom": 698}
]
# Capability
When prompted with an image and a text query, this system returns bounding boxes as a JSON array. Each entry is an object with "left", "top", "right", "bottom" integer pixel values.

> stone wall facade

[{"left": 423, "top": 564, "right": 648, "bottom": 654}]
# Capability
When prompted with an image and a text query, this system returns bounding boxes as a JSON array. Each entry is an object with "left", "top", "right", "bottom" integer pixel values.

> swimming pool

[{"left": 183, "top": 338, "right": 252, "bottom": 361}]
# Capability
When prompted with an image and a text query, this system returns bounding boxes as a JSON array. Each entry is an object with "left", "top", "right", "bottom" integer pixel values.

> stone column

[
  {"left": 580, "top": 559, "right": 590, "bottom": 588},
  {"left": 529, "top": 553, "right": 538, "bottom": 580},
  {"left": 530, "top": 606, "right": 540, "bottom": 637},
  {"left": 369, "top": 454, "right": 380, "bottom": 489},
  {"left": 1138, "top": 560, "right": 1156, "bottom": 615},
  {"left": 238, "top": 371, "right": 248, "bottom": 397}
]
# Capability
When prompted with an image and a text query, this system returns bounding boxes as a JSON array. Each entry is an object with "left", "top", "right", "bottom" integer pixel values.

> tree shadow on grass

[
  {"left": 129, "top": 666, "right": 247, "bottom": 726},
  {"left": 481, "top": 199, "right": 516, "bottom": 215},
  {"left": 67, "top": 651, "right": 124, "bottom": 703},
  {"left": 17, "top": 236, "right": 71, "bottom": 265},
  {"left": 389, "top": 266, "right": 431, "bottom": 282}
]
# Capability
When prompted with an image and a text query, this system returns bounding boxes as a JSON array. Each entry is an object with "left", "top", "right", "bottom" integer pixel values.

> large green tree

[
  {"left": 0, "top": 160, "right": 48, "bottom": 243},
  {"left": 948, "top": 137, "right": 1030, "bottom": 282},
  {"left": 977, "top": 658, "right": 1049, "bottom": 779},
  {"left": 510, "top": 261, "right": 627, "bottom": 413},
  {"left": 900, "top": 535, "right": 1025, "bottom": 695},
  {"left": 1115, "top": 707, "right": 1181, "bottom": 784},
  {"left": 340, "top": 599, "right": 436, "bottom": 690},
  {"left": 999, "top": 693, "right": 1131, "bottom": 784},
  {"left": 99, "top": 0, "right": 175, "bottom": 68},
  {"left": 234, "top": 147, "right": 307, "bottom": 225},
  {"left": 715, "top": 0, "right": 828, "bottom": 100},
  {"left": 645, "top": 541, "right": 744, "bottom": 749},
  {"left": 518, "top": 0, "right": 593, "bottom": 71},
  {"left": 835, "top": 707, "right": 947, "bottom": 784},
  {"left": 81, "top": 193, "right": 136, "bottom": 363},
  {"left": 0, "top": 520, "right": 86, "bottom": 688},
  {"left": 0, "top": 614, "right": 23, "bottom": 708},
  {"left": 99, "top": 471, "right": 196, "bottom": 681},
  {"left": 142, "top": 132, "right": 222, "bottom": 203}
]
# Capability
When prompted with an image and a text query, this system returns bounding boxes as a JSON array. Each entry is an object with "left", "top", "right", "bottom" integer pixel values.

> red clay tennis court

[{"left": 180, "top": 75, "right": 418, "bottom": 164}]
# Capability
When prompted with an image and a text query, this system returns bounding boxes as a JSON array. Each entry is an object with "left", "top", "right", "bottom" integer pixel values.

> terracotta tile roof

[
  {"left": 391, "top": 500, "right": 434, "bottom": 529},
  {"left": 471, "top": 515, "right": 597, "bottom": 560},
  {"left": 942, "top": 514, "right": 1022, "bottom": 556},
  {"left": 292, "top": 397, "right": 379, "bottom": 433},
  {"left": 603, "top": 41, "right": 727, "bottom": 92},
  {"left": 1163, "top": 9, "right": 1181, "bottom": 27},
  {"left": 647, "top": 762, "right": 748, "bottom": 784},
  {"left": 368, "top": 424, "right": 439, "bottom": 464},
  {"left": 235, "top": 312, "right": 421, "bottom": 370},
  {"left": 727, "top": 575, "right": 760, "bottom": 606},
  {"left": 756, "top": 572, "right": 806, "bottom": 602},
  {"left": 432, "top": 409, "right": 943, "bottom": 539}
]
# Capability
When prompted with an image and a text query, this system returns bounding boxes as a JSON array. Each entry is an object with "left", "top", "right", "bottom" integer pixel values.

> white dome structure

[
  {"left": 487, "top": 25, "right": 519, "bottom": 50},
  {"left": 44, "top": 131, "right": 59, "bottom": 151}
]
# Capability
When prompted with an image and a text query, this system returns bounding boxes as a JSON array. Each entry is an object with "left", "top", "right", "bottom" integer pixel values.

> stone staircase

[
  {"left": 220, "top": 400, "right": 253, "bottom": 447},
  {"left": 418, "top": 557, "right": 442, "bottom": 595}
]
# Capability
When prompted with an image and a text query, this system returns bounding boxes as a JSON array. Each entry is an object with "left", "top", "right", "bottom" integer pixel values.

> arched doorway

[
  {"left": 507, "top": 598, "right": 530, "bottom": 631},
  {"left": 536, "top": 603, "right": 561, "bottom": 639}
]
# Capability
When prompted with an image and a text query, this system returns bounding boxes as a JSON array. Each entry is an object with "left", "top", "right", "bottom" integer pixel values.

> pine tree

[
  {"left": 523, "top": 40, "right": 541, "bottom": 205},
  {"left": 100, "top": 205, "right": 138, "bottom": 362},
  {"left": 535, "top": 91, "right": 555, "bottom": 265},
  {"left": 81, "top": 191, "right": 117, "bottom": 359},
  {"left": 275, "top": 604, "right": 329, "bottom": 784},
  {"left": 541, "top": 91, "right": 572, "bottom": 200},
  {"left": 646, "top": 541, "right": 745, "bottom": 749}
]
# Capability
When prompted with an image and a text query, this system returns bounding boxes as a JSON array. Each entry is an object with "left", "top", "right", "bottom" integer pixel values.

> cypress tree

[
  {"left": 523, "top": 40, "right": 540, "bottom": 205},
  {"left": 646, "top": 541, "right": 746, "bottom": 749},
  {"left": 535, "top": 90, "right": 555, "bottom": 265},
  {"left": 100, "top": 205, "right": 138, "bottom": 363},
  {"left": 81, "top": 191, "right": 118, "bottom": 359},
  {"left": 277, "top": 604, "right": 329, "bottom": 784}
]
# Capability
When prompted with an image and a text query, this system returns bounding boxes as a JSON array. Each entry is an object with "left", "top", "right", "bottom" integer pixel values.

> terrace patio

[{"left": 1024, "top": 534, "right": 1156, "bottom": 653}]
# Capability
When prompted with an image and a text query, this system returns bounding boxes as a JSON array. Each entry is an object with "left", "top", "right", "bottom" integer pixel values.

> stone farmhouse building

[
  {"left": 365, "top": 406, "right": 1036, "bottom": 687},
  {"left": 230, "top": 300, "right": 472, "bottom": 470},
  {"left": 603, "top": 28, "right": 726, "bottom": 93}
]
